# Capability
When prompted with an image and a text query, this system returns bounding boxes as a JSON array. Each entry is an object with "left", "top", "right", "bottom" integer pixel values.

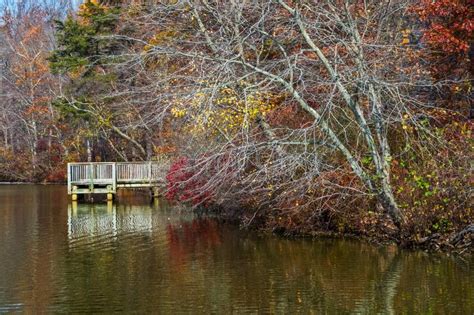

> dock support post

[
  {"left": 107, "top": 193, "right": 114, "bottom": 201},
  {"left": 71, "top": 185, "right": 78, "bottom": 201},
  {"left": 151, "top": 186, "right": 160, "bottom": 200},
  {"left": 107, "top": 200, "right": 113, "bottom": 212},
  {"left": 71, "top": 201, "right": 78, "bottom": 215},
  {"left": 153, "top": 197, "right": 160, "bottom": 208}
]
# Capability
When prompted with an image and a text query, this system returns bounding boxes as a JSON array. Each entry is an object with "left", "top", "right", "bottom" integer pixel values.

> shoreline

[
  {"left": 1, "top": 183, "right": 471, "bottom": 254},
  {"left": 244, "top": 222, "right": 474, "bottom": 255},
  {"left": 213, "top": 208, "right": 474, "bottom": 255},
  {"left": 0, "top": 182, "right": 65, "bottom": 185}
]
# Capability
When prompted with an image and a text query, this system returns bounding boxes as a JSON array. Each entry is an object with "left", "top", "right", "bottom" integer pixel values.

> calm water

[{"left": 0, "top": 185, "right": 472, "bottom": 314}]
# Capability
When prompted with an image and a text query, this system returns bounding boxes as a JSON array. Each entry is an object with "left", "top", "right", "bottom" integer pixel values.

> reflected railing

[{"left": 67, "top": 202, "right": 158, "bottom": 239}]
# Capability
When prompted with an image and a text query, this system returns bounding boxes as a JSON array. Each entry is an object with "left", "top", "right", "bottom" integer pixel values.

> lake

[{"left": 0, "top": 185, "right": 472, "bottom": 313}]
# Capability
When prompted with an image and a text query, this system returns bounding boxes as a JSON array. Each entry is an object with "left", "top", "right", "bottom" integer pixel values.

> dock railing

[{"left": 67, "top": 162, "right": 168, "bottom": 196}]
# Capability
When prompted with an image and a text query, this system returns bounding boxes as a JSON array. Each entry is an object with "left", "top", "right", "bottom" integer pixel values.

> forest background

[{"left": 0, "top": 0, "right": 472, "bottom": 247}]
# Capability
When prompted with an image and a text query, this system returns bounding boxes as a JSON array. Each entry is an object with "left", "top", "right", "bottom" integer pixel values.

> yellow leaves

[
  {"left": 169, "top": 86, "right": 282, "bottom": 139},
  {"left": 78, "top": 0, "right": 115, "bottom": 26},
  {"left": 171, "top": 107, "right": 186, "bottom": 118},
  {"left": 205, "top": 89, "right": 279, "bottom": 135},
  {"left": 401, "top": 29, "right": 411, "bottom": 45},
  {"left": 79, "top": 0, "right": 102, "bottom": 15},
  {"left": 69, "top": 65, "right": 86, "bottom": 80},
  {"left": 144, "top": 30, "right": 178, "bottom": 52},
  {"left": 127, "top": 4, "right": 140, "bottom": 15},
  {"left": 97, "top": 115, "right": 112, "bottom": 128},
  {"left": 79, "top": 0, "right": 100, "bottom": 9},
  {"left": 401, "top": 113, "right": 413, "bottom": 132}
]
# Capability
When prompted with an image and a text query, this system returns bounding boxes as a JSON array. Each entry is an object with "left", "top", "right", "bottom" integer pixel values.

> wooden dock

[{"left": 67, "top": 162, "right": 167, "bottom": 201}]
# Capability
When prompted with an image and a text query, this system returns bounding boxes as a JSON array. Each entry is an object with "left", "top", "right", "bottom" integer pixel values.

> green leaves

[
  {"left": 52, "top": 97, "right": 93, "bottom": 121},
  {"left": 49, "top": 1, "right": 120, "bottom": 75},
  {"left": 49, "top": 18, "right": 95, "bottom": 74}
]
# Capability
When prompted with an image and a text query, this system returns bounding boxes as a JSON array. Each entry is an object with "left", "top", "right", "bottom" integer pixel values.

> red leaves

[
  {"left": 414, "top": 0, "right": 473, "bottom": 54},
  {"left": 266, "top": 103, "right": 313, "bottom": 129},
  {"left": 165, "top": 157, "right": 192, "bottom": 201},
  {"left": 45, "top": 166, "right": 67, "bottom": 182},
  {"left": 424, "top": 23, "right": 470, "bottom": 53},
  {"left": 165, "top": 157, "right": 212, "bottom": 206}
]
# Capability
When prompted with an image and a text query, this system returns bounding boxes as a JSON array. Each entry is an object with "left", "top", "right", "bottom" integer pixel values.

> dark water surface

[{"left": 0, "top": 185, "right": 472, "bottom": 314}]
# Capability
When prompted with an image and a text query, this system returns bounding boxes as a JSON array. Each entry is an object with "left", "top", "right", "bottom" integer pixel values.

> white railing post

[
  {"left": 148, "top": 161, "right": 152, "bottom": 183},
  {"left": 67, "top": 163, "right": 71, "bottom": 194},
  {"left": 89, "top": 162, "right": 94, "bottom": 190},
  {"left": 112, "top": 162, "right": 117, "bottom": 193}
]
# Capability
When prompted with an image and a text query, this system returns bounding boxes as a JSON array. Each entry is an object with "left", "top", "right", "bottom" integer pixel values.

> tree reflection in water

[
  {"left": 166, "top": 218, "right": 222, "bottom": 271},
  {"left": 0, "top": 186, "right": 472, "bottom": 313}
]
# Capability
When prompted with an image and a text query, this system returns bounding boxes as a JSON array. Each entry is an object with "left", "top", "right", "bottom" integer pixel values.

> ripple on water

[{"left": 0, "top": 185, "right": 473, "bottom": 314}]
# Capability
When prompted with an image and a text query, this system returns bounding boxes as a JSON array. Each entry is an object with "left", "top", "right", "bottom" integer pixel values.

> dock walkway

[{"left": 67, "top": 162, "right": 167, "bottom": 200}]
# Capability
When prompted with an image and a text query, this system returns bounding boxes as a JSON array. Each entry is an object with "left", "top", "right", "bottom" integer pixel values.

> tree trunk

[
  {"left": 86, "top": 138, "right": 92, "bottom": 162},
  {"left": 31, "top": 120, "right": 38, "bottom": 175},
  {"left": 378, "top": 180, "right": 404, "bottom": 230},
  {"left": 145, "top": 133, "right": 153, "bottom": 161},
  {"left": 256, "top": 114, "right": 285, "bottom": 157},
  {"left": 3, "top": 127, "right": 8, "bottom": 148}
]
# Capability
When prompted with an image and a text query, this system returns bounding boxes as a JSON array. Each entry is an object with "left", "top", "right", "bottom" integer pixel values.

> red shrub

[{"left": 165, "top": 157, "right": 212, "bottom": 206}]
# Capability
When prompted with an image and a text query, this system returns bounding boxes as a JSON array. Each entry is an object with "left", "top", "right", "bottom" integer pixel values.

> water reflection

[
  {"left": 67, "top": 201, "right": 161, "bottom": 239},
  {"left": 0, "top": 185, "right": 473, "bottom": 313}
]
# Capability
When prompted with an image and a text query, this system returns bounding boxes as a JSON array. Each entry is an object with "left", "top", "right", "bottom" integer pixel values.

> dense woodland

[{"left": 0, "top": 0, "right": 472, "bottom": 245}]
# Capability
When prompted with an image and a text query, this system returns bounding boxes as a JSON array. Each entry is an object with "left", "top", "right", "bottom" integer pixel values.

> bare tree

[
  {"left": 101, "top": 0, "right": 423, "bottom": 229},
  {"left": 0, "top": 0, "right": 68, "bottom": 179}
]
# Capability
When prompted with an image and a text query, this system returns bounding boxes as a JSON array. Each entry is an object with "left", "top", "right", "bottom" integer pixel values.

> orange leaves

[
  {"left": 154, "top": 145, "right": 177, "bottom": 155},
  {"left": 424, "top": 23, "right": 470, "bottom": 53},
  {"left": 22, "top": 25, "right": 42, "bottom": 43},
  {"left": 23, "top": 105, "right": 51, "bottom": 124},
  {"left": 6, "top": 15, "right": 52, "bottom": 88}
]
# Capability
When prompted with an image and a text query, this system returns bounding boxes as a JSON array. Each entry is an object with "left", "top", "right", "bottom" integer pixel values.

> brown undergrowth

[{"left": 209, "top": 119, "right": 473, "bottom": 254}]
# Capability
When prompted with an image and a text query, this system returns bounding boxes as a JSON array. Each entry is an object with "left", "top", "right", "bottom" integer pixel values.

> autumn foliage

[
  {"left": 414, "top": 0, "right": 473, "bottom": 54},
  {"left": 0, "top": 0, "right": 472, "bottom": 247},
  {"left": 166, "top": 157, "right": 213, "bottom": 206}
]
